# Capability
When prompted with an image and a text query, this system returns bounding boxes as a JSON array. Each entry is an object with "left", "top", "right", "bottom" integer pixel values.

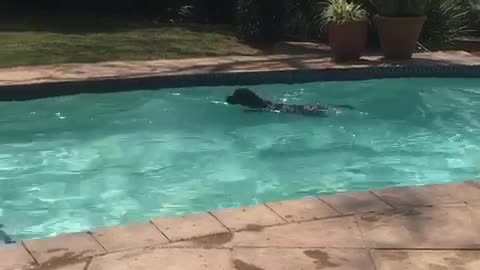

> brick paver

[
  {"left": 229, "top": 216, "right": 364, "bottom": 248},
  {"left": 212, "top": 205, "right": 286, "bottom": 231},
  {"left": 233, "top": 248, "right": 375, "bottom": 270},
  {"left": 358, "top": 205, "right": 480, "bottom": 249},
  {"left": 372, "top": 250, "right": 480, "bottom": 270},
  {"left": 152, "top": 213, "right": 228, "bottom": 242},
  {"left": 321, "top": 192, "right": 391, "bottom": 215},
  {"left": 266, "top": 198, "right": 339, "bottom": 222},
  {"left": 0, "top": 244, "right": 35, "bottom": 270},
  {"left": 88, "top": 248, "right": 232, "bottom": 270},
  {"left": 92, "top": 222, "right": 169, "bottom": 252},
  {"left": 23, "top": 233, "right": 104, "bottom": 264}
]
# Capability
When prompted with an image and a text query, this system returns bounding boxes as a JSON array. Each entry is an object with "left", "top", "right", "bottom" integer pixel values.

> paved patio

[
  {"left": 0, "top": 50, "right": 479, "bottom": 87},
  {"left": 1, "top": 181, "right": 480, "bottom": 270}
]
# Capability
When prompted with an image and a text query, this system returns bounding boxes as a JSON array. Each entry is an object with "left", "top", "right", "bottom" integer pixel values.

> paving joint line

[
  {"left": 21, "top": 241, "right": 39, "bottom": 266},
  {"left": 367, "top": 248, "right": 380, "bottom": 270},
  {"left": 208, "top": 212, "right": 232, "bottom": 232},
  {"left": 263, "top": 203, "right": 290, "bottom": 224},
  {"left": 83, "top": 257, "right": 94, "bottom": 270},
  {"left": 317, "top": 197, "right": 344, "bottom": 215},
  {"left": 149, "top": 220, "right": 172, "bottom": 243},
  {"left": 87, "top": 232, "right": 108, "bottom": 253}
]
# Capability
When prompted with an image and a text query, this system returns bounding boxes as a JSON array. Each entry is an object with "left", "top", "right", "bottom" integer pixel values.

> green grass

[{"left": 0, "top": 19, "right": 261, "bottom": 68}]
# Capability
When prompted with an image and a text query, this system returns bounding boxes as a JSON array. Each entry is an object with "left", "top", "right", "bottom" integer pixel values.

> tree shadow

[
  {"left": 324, "top": 182, "right": 480, "bottom": 249},
  {"left": 0, "top": 15, "right": 237, "bottom": 35},
  {"left": 163, "top": 50, "right": 477, "bottom": 76}
]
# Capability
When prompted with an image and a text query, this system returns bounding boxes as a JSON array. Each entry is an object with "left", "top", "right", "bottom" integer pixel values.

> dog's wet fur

[{"left": 226, "top": 88, "right": 353, "bottom": 116}]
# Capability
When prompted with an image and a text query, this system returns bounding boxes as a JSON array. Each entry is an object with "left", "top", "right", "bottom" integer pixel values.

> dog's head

[{"left": 226, "top": 88, "right": 269, "bottom": 108}]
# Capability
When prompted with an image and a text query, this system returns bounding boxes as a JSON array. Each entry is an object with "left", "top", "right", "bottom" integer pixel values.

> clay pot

[
  {"left": 328, "top": 21, "right": 368, "bottom": 62},
  {"left": 374, "top": 15, "right": 427, "bottom": 59}
]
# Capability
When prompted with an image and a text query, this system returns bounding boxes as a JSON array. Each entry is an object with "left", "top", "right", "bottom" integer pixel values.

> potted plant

[
  {"left": 321, "top": 0, "right": 369, "bottom": 62},
  {"left": 372, "top": 0, "right": 428, "bottom": 59}
]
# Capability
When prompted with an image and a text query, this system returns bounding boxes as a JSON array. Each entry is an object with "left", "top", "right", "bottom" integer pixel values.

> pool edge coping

[{"left": 2, "top": 180, "right": 480, "bottom": 269}]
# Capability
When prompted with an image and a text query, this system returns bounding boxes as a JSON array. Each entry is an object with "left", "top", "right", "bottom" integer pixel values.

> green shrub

[
  {"left": 284, "top": 0, "right": 323, "bottom": 39},
  {"left": 236, "top": 0, "right": 286, "bottom": 46},
  {"left": 284, "top": 0, "right": 370, "bottom": 40},
  {"left": 203, "top": 0, "right": 238, "bottom": 24},
  {"left": 421, "top": 0, "right": 471, "bottom": 48},
  {"left": 371, "top": 0, "right": 428, "bottom": 17},
  {"left": 469, "top": 0, "right": 480, "bottom": 35},
  {"left": 321, "top": 0, "right": 368, "bottom": 26}
]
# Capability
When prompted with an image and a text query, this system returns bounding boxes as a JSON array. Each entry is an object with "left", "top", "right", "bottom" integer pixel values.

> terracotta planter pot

[
  {"left": 374, "top": 15, "right": 427, "bottom": 59},
  {"left": 328, "top": 21, "right": 367, "bottom": 62}
]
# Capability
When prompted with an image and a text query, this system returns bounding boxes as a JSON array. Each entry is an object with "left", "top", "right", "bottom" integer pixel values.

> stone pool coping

[
  {"left": 2, "top": 181, "right": 480, "bottom": 270},
  {"left": 0, "top": 50, "right": 479, "bottom": 100}
]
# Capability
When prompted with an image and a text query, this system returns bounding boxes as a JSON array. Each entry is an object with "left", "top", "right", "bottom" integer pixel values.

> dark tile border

[{"left": 0, "top": 65, "right": 479, "bottom": 101}]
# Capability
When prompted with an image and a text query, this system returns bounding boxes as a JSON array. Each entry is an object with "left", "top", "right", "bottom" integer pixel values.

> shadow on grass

[
  {"left": 0, "top": 15, "right": 237, "bottom": 34},
  {"left": 0, "top": 16, "right": 267, "bottom": 67}
]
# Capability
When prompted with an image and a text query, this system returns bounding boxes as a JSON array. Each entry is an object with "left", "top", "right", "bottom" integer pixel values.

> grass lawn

[{"left": 0, "top": 18, "right": 262, "bottom": 68}]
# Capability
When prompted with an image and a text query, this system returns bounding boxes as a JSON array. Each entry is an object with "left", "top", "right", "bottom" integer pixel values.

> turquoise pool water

[{"left": 1, "top": 77, "right": 480, "bottom": 242}]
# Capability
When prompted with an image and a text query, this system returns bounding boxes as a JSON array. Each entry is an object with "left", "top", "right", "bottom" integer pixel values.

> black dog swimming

[{"left": 226, "top": 88, "right": 354, "bottom": 116}]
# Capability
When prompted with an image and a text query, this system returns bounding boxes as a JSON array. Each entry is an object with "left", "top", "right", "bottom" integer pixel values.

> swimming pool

[{"left": 1, "top": 77, "right": 480, "bottom": 242}]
